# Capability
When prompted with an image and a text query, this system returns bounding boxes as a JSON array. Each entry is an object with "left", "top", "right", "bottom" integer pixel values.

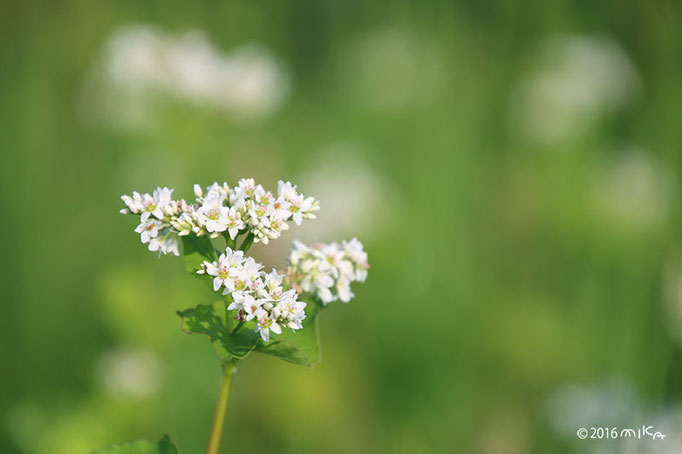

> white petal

[{"left": 152, "top": 208, "right": 165, "bottom": 220}]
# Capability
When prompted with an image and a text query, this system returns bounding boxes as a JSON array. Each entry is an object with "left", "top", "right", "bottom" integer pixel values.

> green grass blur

[{"left": 2, "top": 1, "right": 682, "bottom": 453}]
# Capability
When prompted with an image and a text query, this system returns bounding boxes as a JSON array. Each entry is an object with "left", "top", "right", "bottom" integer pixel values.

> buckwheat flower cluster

[
  {"left": 227, "top": 178, "right": 320, "bottom": 244},
  {"left": 285, "top": 238, "right": 369, "bottom": 305},
  {"left": 198, "top": 247, "right": 307, "bottom": 342},
  {"left": 120, "top": 187, "right": 181, "bottom": 256},
  {"left": 120, "top": 179, "right": 319, "bottom": 255}
]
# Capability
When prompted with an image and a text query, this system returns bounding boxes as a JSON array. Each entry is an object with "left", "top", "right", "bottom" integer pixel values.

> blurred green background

[{"left": 2, "top": 1, "right": 682, "bottom": 453}]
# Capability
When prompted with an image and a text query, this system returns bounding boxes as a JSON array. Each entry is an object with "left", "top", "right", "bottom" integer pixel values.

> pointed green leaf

[
  {"left": 181, "top": 235, "right": 218, "bottom": 290},
  {"left": 181, "top": 235, "right": 217, "bottom": 273},
  {"left": 255, "top": 297, "right": 324, "bottom": 366},
  {"left": 176, "top": 302, "right": 259, "bottom": 361},
  {"left": 92, "top": 435, "right": 178, "bottom": 454},
  {"left": 156, "top": 435, "right": 178, "bottom": 454}
]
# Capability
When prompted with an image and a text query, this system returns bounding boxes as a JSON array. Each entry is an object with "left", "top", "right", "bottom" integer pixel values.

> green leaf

[
  {"left": 92, "top": 435, "right": 178, "bottom": 454},
  {"left": 177, "top": 297, "right": 327, "bottom": 367},
  {"left": 181, "top": 235, "right": 217, "bottom": 290},
  {"left": 156, "top": 435, "right": 178, "bottom": 454},
  {"left": 176, "top": 302, "right": 259, "bottom": 361},
  {"left": 182, "top": 235, "right": 217, "bottom": 274},
  {"left": 255, "top": 296, "right": 324, "bottom": 366}
]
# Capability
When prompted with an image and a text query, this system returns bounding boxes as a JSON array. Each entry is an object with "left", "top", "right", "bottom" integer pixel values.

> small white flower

[
  {"left": 230, "top": 178, "right": 256, "bottom": 205},
  {"left": 204, "top": 253, "right": 236, "bottom": 291},
  {"left": 336, "top": 277, "right": 354, "bottom": 303},
  {"left": 237, "top": 258, "right": 264, "bottom": 289},
  {"left": 286, "top": 193, "right": 312, "bottom": 225},
  {"left": 148, "top": 232, "right": 179, "bottom": 256},
  {"left": 241, "top": 294, "right": 263, "bottom": 321},
  {"left": 120, "top": 194, "right": 140, "bottom": 214},
  {"left": 277, "top": 180, "right": 297, "bottom": 201},
  {"left": 255, "top": 311, "right": 281, "bottom": 342},
  {"left": 225, "top": 206, "right": 245, "bottom": 239},
  {"left": 285, "top": 238, "right": 368, "bottom": 305},
  {"left": 154, "top": 186, "right": 174, "bottom": 207},
  {"left": 135, "top": 219, "right": 161, "bottom": 243},
  {"left": 205, "top": 182, "right": 229, "bottom": 202},
  {"left": 198, "top": 198, "right": 229, "bottom": 233},
  {"left": 193, "top": 184, "right": 203, "bottom": 199},
  {"left": 139, "top": 193, "right": 163, "bottom": 222},
  {"left": 263, "top": 270, "right": 283, "bottom": 295}
]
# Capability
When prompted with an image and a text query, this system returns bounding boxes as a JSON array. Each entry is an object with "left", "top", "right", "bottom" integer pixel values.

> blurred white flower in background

[
  {"left": 545, "top": 381, "right": 682, "bottom": 453},
  {"left": 81, "top": 25, "right": 289, "bottom": 128},
  {"left": 546, "top": 380, "right": 641, "bottom": 437},
  {"left": 512, "top": 35, "right": 639, "bottom": 145},
  {"left": 590, "top": 148, "right": 674, "bottom": 231},
  {"left": 295, "top": 146, "right": 394, "bottom": 241},
  {"left": 95, "top": 348, "right": 162, "bottom": 400}
]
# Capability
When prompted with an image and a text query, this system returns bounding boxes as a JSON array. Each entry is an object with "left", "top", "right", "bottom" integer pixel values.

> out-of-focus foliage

[
  {"left": 93, "top": 434, "right": 177, "bottom": 454},
  {"left": 1, "top": 1, "right": 682, "bottom": 453}
]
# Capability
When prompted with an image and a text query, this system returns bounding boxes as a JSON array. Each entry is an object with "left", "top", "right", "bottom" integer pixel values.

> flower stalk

[{"left": 206, "top": 361, "right": 237, "bottom": 454}]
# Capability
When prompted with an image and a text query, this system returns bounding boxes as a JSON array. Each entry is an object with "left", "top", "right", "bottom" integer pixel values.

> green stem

[
  {"left": 239, "top": 233, "right": 255, "bottom": 253},
  {"left": 230, "top": 321, "right": 244, "bottom": 336},
  {"left": 206, "top": 362, "right": 236, "bottom": 454},
  {"left": 224, "top": 232, "right": 237, "bottom": 250},
  {"left": 224, "top": 294, "right": 234, "bottom": 331}
]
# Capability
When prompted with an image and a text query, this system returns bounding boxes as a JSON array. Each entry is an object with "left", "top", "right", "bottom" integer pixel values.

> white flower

[
  {"left": 139, "top": 192, "right": 163, "bottom": 222},
  {"left": 230, "top": 178, "right": 256, "bottom": 205},
  {"left": 154, "top": 186, "right": 174, "bottom": 206},
  {"left": 148, "top": 231, "right": 179, "bottom": 256},
  {"left": 130, "top": 187, "right": 174, "bottom": 222},
  {"left": 240, "top": 294, "right": 263, "bottom": 321},
  {"left": 198, "top": 197, "right": 229, "bottom": 233},
  {"left": 226, "top": 178, "right": 319, "bottom": 244},
  {"left": 344, "top": 237, "right": 369, "bottom": 281},
  {"left": 237, "top": 258, "right": 264, "bottom": 289},
  {"left": 93, "top": 27, "right": 289, "bottom": 125},
  {"left": 263, "top": 270, "right": 283, "bottom": 294},
  {"left": 287, "top": 194, "right": 308, "bottom": 225},
  {"left": 277, "top": 180, "right": 297, "bottom": 201},
  {"left": 255, "top": 310, "right": 282, "bottom": 342},
  {"left": 285, "top": 238, "right": 369, "bottom": 305},
  {"left": 134, "top": 219, "right": 161, "bottom": 244},
  {"left": 120, "top": 179, "right": 332, "bottom": 337},
  {"left": 193, "top": 184, "right": 203, "bottom": 199},
  {"left": 204, "top": 253, "right": 237, "bottom": 291},
  {"left": 120, "top": 193, "right": 141, "bottom": 214},
  {"left": 204, "top": 182, "right": 229, "bottom": 202},
  {"left": 225, "top": 206, "right": 245, "bottom": 239},
  {"left": 196, "top": 244, "right": 309, "bottom": 340},
  {"left": 336, "top": 277, "right": 354, "bottom": 303},
  {"left": 120, "top": 179, "right": 368, "bottom": 344},
  {"left": 170, "top": 212, "right": 196, "bottom": 236},
  {"left": 277, "top": 296, "right": 306, "bottom": 331},
  {"left": 512, "top": 35, "right": 639, "bottom": 145}
]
